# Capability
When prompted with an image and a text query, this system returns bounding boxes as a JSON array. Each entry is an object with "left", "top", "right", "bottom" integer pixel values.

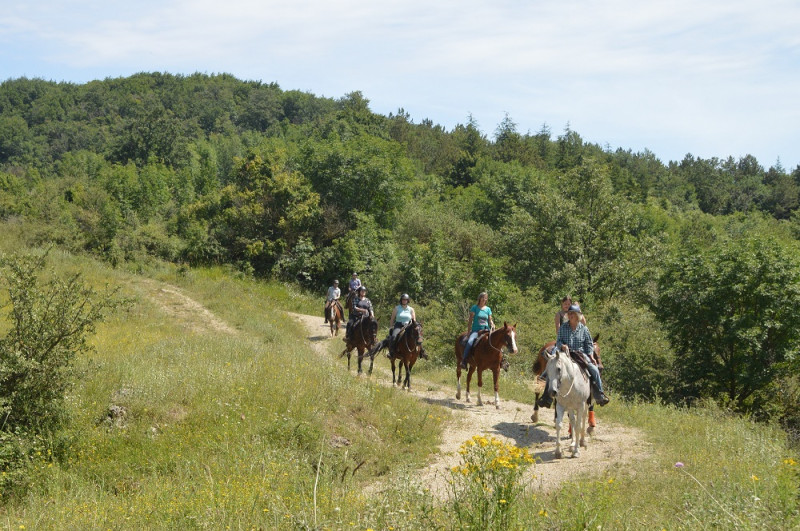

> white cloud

[{"left": 1, "top": 0, "right": 799, "bottom": 165}]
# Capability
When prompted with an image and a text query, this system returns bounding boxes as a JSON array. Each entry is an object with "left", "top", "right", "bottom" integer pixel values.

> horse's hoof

[
  {"left": 587, "top": 426, "right": 595, "bottom": 435},
  {"left": 555, "top": 449, "right": 562, "bottom": 459},
  {"left": 455, "top": 392, "right": 461, "bottom": 400},
  {"left": 495, "top": 403, "right": 500, "bottom": 410},
  {"left": 531, "top": 412, "right": 539, "bottom": 423}
]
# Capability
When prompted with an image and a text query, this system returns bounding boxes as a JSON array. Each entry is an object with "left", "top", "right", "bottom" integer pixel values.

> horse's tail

[{"left": 368, "top": 339, "right": 388, "bottom": 359}]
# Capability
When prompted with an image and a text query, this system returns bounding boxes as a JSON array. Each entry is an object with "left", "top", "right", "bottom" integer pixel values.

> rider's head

[
  {"left": 561, "top": 295, "right": 572, "bottom": 310},
  {"left": 333, "top": 279, "right": 339, "bottom": 285},
  {"left": 400, "top": 293, "right": 410, "bottom": 304},
  {"left": 567, "top": 304, "right": 582, "bottom": 322},
  {"left": 352, "top": 272, "right": 358, "bottom": 278},
  {"left": 358, "top": 286, "right": 367, "bottom": 296},
  {"left": 477, "top": 292, "right": 488, "bottom": 305}
]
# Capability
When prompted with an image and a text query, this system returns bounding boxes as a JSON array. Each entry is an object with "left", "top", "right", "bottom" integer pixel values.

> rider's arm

[{"left": 410, "top": 308, "right": 416, "bottom": 321}]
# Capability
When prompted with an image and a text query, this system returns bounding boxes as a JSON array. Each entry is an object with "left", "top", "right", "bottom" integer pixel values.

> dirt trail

[
  {"left": 134, "top": 278, "right": 238, "bottom": 335},
  {"left": 288, "top": 312, "right": 651, "bottom": 498}
]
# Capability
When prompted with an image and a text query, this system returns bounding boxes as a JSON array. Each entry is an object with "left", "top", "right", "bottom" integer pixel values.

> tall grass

[{"left": 1, "top": 247, "right": 442, "bottom": 529}]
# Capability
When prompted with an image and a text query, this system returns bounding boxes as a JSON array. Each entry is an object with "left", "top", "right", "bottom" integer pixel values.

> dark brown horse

[
  {"left": 454, "top": 323, "right": 518, "bottom": 409},
  {"left": 530, "top": 334, "right": 602, "bottom": 430},
  {"left": 340, "top": 316, "right": 379, "bottom": 375},
  {"left": 389, "top": 321, "right": 424, "bottom": 390},
  {"left": 326, "top": 301, "right": 343, "bottom": 337},
  {"left": 344, "top": 290, "right": 357, "bottom": 319}
]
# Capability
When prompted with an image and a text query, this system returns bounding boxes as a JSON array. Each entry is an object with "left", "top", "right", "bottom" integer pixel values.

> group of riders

[{"left": 324, "top": 276, "right": 609, "bottom": 407}]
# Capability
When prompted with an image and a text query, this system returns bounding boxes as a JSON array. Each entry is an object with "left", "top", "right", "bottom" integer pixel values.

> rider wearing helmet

[{"left": 345, "top": 285, "right": 373, "bottom": 342}]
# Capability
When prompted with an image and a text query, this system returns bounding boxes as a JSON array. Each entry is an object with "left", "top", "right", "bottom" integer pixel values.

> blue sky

[{"left": 2, "top": 0, "right": 798, "bottom": 168}]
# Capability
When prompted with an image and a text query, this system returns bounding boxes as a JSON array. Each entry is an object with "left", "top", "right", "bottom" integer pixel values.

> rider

[
  {"left": 377, "top": 294, "right": 428, "bottom": 360},
  {"left": 345, "top": 285, "right": 373, "bottom": 342},
  {"left": 348, "top": 272, "right": 361, "bottom": 295},
  {"left": 460, "top": 291, "right": 495, "bottom": 369},
  {"left": 555, "top": 295, "right": 586, "bottom": 335},
  {"left": 538, "top": 303, "right": 609, "bottom": 408},
  {"left": 324, "top": 279, "right": 342, "bottom": 324}
]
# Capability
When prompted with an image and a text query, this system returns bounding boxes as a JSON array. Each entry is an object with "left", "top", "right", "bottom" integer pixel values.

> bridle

[{"left": 402, "top": 321, "right": 422, "bottom": 353}]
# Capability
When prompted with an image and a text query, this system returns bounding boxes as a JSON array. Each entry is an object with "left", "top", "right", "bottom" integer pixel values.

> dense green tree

[{"left": 655, "top": 236, "right": 800, "bottom": 414}]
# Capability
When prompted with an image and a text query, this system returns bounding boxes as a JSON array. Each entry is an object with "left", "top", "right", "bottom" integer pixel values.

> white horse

[{"left": 542, "top": 345, "right": 591, "bottom": 458}]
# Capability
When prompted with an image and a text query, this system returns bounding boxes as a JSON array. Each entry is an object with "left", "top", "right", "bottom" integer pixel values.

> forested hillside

[{"left": 1, "top": 72, "right": 799, "bottom": 438}]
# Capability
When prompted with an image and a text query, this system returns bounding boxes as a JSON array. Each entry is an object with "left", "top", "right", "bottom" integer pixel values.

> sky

[{"left": 1, "top": 0, "right": 798, "bottom": 169}]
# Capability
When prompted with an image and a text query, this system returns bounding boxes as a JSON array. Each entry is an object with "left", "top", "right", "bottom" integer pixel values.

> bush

[{"left": 0, "top": 251, "right": 121, "bottom": 433}]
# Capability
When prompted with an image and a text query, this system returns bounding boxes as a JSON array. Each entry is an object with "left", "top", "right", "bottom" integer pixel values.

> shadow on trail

[{"left": 419, "top": 396, "right": 470, "bottom": 411}]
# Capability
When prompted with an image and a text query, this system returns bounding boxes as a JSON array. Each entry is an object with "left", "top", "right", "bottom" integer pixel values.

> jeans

[
  {"left": 461, "top": 331, "right": 481, "bottom": 365},
  {"left": 579, "top": 351, "right": 604, "bottom": 396}
]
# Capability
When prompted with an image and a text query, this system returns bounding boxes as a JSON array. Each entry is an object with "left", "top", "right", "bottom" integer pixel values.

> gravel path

[{"left": 289, "top": 312, "right": 651, "bottom": 499}]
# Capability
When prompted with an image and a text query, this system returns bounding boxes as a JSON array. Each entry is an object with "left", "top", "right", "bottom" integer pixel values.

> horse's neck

[
  {"left": 558, "top": 352, "right": 579, "bottom": 380},
  {"left": 488, "top": 331, "right": 505, "bottom": 349}
]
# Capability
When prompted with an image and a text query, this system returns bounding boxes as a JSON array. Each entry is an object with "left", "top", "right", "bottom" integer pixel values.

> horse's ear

[
  {"left": 503, "top": 321, "right": 508, "bottom": 328},
  {"left": 593, "top": 333, "right": 600, "bottom": 343}
]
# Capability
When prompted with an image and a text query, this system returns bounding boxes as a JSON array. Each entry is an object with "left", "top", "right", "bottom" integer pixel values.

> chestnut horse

[
  {"left": 327, "top": 301, "right": 343, "bottom": 337},
  {"left": 454, "top": 323, "right": 518, "bottom": 409},
  {"left": 531, "top": 334, "right": 602, "bottom": 431},
  {"left": 340, "top": 316, "right": 379, "bottom": 375}
]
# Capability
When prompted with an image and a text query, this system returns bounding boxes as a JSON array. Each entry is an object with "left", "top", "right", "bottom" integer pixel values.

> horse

[
  {"left": 344, "top": 290, "right": 357, "bottom": 319},
  {"left": 340, "top": 315, "right": 379, "bottom": 375},
  {"left": 454, "top": 323, "right": 518, "bottom": 409},
  {"left": 388, "top": 321, "right": 424, "bottom": 391},
  {"left": 542, "top": 345, "right": 591, "bottom": 458},
  {"left": 326, "top": 301, "right": 343, "bottom": 337},
  {"left": 531, "top": 334, "right": 602, "bottom": 432}
]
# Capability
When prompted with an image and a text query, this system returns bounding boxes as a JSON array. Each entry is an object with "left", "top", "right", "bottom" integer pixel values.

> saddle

[{"left": 458, "top": 329, "right": 490, "bottom": 349}]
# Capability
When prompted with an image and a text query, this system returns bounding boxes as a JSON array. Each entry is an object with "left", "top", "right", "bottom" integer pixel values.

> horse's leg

[
  {"left": 455, "top": 347, "right": 462, "bottom": 400},
  {"left": 568, "top": 409, "right": 578, "bottom": 457},
  {"left": 404, "top": 360, "right": 411, "bottom": 391},
  {"left": 578, "top": 403, "right": 588, "bottom": 450},
  {"left": 356, "top": 348, "right": 363, "bottom": 375},
  {"left": 367, "top": 347, "right": 374, "bottom": 376},
  {"left": 531, "top": 392, "right": 540, "bottom": 423},
  {"left": 554, "top": 404, "right": 564, "bottom": 459},
  {"left": 493, "top": 368, "right": 500, "bottom": 409},
  {"left": 391, "top": 358, "right": 397, "bottom": 386},
  {"left": 465, "top": 366, "right": 475, "bottom": 403},
  {"left": 476, "top": 369, "right": 483, "bottom": 406}
]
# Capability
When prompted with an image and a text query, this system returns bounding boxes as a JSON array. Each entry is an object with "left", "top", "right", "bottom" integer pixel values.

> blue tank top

[{"left": 395, "top": 305, "right": 413, "bottom": 324}]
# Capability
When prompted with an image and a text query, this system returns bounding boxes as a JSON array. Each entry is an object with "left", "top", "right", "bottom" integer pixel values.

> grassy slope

[{"left": 0, "top": 234, "right": 797, "bottom": 529}]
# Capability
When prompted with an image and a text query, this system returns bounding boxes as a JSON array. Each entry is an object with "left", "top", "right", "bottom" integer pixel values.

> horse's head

[
  {"left": 501, "top": 322, "right": 518, "bottom": 354},
  {"left": 533, "top": 341, "right": 555, "bottom": 376},
  {"left": 411, "top": 320, "right": 424, "bottom": 345},
  {"left": 543, "top": 346, "right": 571, "bottom": 396}
]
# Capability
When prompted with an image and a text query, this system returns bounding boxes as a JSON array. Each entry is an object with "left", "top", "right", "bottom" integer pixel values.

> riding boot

[
  {"left": 592, "top": 382, "right": 610, "bottom": 406},
  {"left": 536, "top": 381, "right": 553, "bottom": 408},
  {"left": 460, "top": 343, "right": 471, "bottom": 369}
]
